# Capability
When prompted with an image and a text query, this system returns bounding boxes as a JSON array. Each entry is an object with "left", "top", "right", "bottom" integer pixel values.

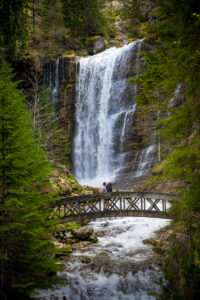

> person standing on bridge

[
  {"left": 102, "top": 182, "right": 110, "bottom": 209},
  {"left": 106, "top": 182, "right": 112, "bottom": 192},
  {"left": 102, "top": 182, "right": 108, "bottom": 193}
]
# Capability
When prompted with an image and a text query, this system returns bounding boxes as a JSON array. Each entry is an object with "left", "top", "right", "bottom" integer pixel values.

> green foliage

[
  {"left": 120, "top": 0, "right": 148, "bottom": 38},
  {"left": 36, "top": 0, "right": 67, "bottom": 54},
  {"left": 0, "top": 64, "right": 62, "bottom": 298},
  {"left": 131, "top": 0, "right": 200, "bottom": 298},
  {"left": 0, "top": 0, "right": 33, "bottom": 60},
  {"left": 0, "top": 0, "right": 116, "bottom": 58},
  {"left": 62, "top": 0, "right": 112, "bottom": 43}
]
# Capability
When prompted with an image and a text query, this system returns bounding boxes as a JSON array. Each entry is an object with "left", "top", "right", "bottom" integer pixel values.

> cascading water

[
  {"left": 52, "top": 58, "right": 60, "bottom": 104},
  {"left": 33, "top": 217, "right": 170, "bottom": 300},
  {"left": 44, "top": 58, "right": 60, "bottom": 106},
  {"left": 132, "top": 146, "right": 156, "bottom": 178},
  {"left": 73, "top": 41, "right": 143, "bottom": 187}
]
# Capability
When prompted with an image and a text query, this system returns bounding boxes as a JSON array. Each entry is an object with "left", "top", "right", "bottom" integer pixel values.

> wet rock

[
  {"left": 55, "top": 246, "right": 73, "bottom": 258},
  {"left": 72, "top": 226, "right": 94, "bottom": 241},
  {"left": 143, "top": 238, "right": 157, "bottom": 246},
  {"left": 96, "top": 231, "right": 105, "bottom": 237},
  {"left": 73, "top": 241, "right": 91, "bottom": 249},
  {"left": 65, "top": 238, "right": 76, "bottom": 244},
  {"left": 52, "top": 241, "right": 65, "bottom": 249},
  {"left": 88, "top": 234, "right": 98, "bottom": 243},
  {"left": 81, "top": 256, "right": 91, "bottom": 264},
  {"left": 103, "top": 221, "right": 110, "bottom": 227}
]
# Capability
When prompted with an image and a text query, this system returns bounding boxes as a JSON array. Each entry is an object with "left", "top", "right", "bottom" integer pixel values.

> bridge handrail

[{"left": 44, "top": 192, "right": 176, "bottom": 209}]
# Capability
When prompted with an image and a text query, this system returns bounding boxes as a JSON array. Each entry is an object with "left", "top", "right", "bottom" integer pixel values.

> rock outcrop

[
  {"left": 92, "top": 36, "right": 107, "bottom": 54},
  {"left": 71, "top": 226, "right": 94, "bottom": 240},
  {"left": 52, "top": 224, "right": 98, "bottom": 257}
]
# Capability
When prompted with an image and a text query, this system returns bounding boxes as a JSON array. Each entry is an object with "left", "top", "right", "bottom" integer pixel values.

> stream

[{"left": 34, "top": 217, "right": 169, "bottom": 300}]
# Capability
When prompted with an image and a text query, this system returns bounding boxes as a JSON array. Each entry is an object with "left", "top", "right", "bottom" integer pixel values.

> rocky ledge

[{"left": 52, "top": 224, "right": 98, "bottom": 258}]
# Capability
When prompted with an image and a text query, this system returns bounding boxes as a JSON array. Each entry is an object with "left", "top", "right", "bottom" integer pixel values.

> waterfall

[
  {"left": 52, "top": 58, "right": 60, "bottom": 104},
  {"left": 44, "top": 58, "right": 60, "bottom": 105},
  {"left": 132, "top": 146, "right": 156, "bottom": 178},
  {"left": 73, "top": 41, "right": 143, "bottom": 187}
]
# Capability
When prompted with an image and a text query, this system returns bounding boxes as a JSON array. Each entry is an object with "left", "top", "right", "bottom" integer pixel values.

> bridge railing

[{"left": 45, "top": 192, "right": 175, "bottom": 222}]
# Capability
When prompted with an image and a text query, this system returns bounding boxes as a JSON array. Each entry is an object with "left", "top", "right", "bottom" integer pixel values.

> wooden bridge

[{"left": 46, "top": 192, "right": 174, "bottom": 223}]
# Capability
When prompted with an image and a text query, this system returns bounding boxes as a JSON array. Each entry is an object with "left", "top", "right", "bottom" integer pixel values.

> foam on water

[{"left": 33, "top": 217, "right": 170, "bottom": 300}]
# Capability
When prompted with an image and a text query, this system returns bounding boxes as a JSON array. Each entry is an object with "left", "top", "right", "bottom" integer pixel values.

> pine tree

[
  {"left": 0, "top": 0, "right": 33, "bottom": 60},
  {"left": 39, "top": 0, "right": 66, "bottom": 52},
  {"left": 0, "top": 63, "right": 62, "bottom": 299},
  {"left": 62, "top": 0, "right": 108, "bottom": 41}
]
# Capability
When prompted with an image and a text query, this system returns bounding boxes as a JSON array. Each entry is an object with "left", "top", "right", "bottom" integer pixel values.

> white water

[
  {"left": 52, "top": 58, "right": 60, "bottom": 104},
  {"left": 73, "top": 41, "right": 143, "bottom": 187},
  {"left": 34, "top": 217, "right": 170, "bottom": 300},
  {"left": 133, "top": 146, "right": 156, "bottom": 178},
  {"left": 44, "top": 58, "right": 60, "bottom": 105}
]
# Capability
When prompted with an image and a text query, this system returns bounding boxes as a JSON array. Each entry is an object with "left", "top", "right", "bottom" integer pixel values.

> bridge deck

[{"left": 45, "top": 192, "right": 175, "bottom": 223}]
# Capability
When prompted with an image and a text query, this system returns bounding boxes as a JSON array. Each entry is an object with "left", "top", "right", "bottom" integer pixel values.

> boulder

[
  {"left": 92, "top": 37, "right": 107, "bottom": 54},
  {"left": 88, "top": 234, "right": 98, "bottom": 243},
  {"left": 72, "top": 226, "right": 94, "bottom": 241},
  {"left": 73, "top": 241, "right": 91, "bottom": 249}
]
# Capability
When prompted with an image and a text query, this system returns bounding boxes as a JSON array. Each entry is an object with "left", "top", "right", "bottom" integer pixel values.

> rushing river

[{"left": 34, "top": 217, "right": 169, "bottom": 300}]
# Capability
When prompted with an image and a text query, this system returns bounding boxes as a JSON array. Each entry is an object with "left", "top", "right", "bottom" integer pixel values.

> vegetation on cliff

[
  {"left": 0, "top": 0, "right": 117, "bottom": 60},
  {"left": 131, "top": 0, "right": 200, "bottom": 298}
]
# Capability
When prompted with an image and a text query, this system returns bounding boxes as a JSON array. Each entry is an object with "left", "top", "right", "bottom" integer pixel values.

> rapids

[{"left": 33, "top": 217, "right": 169, "bottom": 300}]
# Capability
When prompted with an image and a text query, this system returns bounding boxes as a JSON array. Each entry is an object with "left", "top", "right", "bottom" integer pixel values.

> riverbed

[{"left": 34, "top": 217, "right": 170, "bottom": 300}]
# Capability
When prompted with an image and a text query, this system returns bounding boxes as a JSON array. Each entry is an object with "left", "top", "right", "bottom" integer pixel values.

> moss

[
  {"left": 63, "top": 50, "right": 76, "bottom": 58},
  {"left": 89, "top": 235, "right": 98, "bottom": 243},
  {"left": 153, "top": 246, "right": 164, "bottom": 256},
  {"left": 55, "top": 247, "right": 72, "bottom": 258},
  {"left": 55, "top": 222, "right": 81, "bottom": 233},
  {"left": 65, "top": 222, "right": 81, "bottom": 231},
  {"left": 60, "top": 83, "right": 75, "bottom": 92},
  {"left": 152, "top": 162, "right": 165, "bottom": 175}
]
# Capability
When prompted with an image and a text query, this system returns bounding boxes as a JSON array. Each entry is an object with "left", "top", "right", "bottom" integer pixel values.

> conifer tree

[
  {"left": 62, "top": 0, "right": 107, "bottom": 40},
  {"left": 0, "top": 0, "right": 33, "bottom": 60},
  {"left": 39, "top": 0, "right": 66, "bottom": 51},
  {"left": 0, "top": 63, "right": 62, "bottom": 299}
]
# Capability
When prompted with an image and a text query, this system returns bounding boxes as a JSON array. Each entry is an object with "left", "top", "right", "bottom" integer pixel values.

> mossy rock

[
  {"left": 65, "top": 238, "right": 76, "bottom": 244},
  {"left": 94, "top": 252, "right": 109, "bottom": 259},
  {"left": 63, "top": 50, "right": 76, "bottom": 58},
  {"left": 55, "top": 247, "right": 72, "bottom": 258},
  {"left": 143, "top": 238, "right": 156, "bottom": 246},
  {"left": 89, "top": 234, "right": 98, "bottom": 243}
]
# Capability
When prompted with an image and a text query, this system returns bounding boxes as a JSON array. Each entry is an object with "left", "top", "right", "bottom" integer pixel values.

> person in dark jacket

[{"left": 106, "top": 182, "right": 112, "bottom": 192}]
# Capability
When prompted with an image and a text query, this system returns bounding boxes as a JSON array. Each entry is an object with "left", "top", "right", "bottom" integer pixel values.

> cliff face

[
  {"left": 14, "top": 56, "right": 77, "bottom": 144},
  {"left": 56, "top": 57, "right": 76, "bottom": 137}
]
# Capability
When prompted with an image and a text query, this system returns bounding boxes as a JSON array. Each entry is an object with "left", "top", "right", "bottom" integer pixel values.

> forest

[{"left": 0, "top": 0, "right": 200, "bottom": 299}]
